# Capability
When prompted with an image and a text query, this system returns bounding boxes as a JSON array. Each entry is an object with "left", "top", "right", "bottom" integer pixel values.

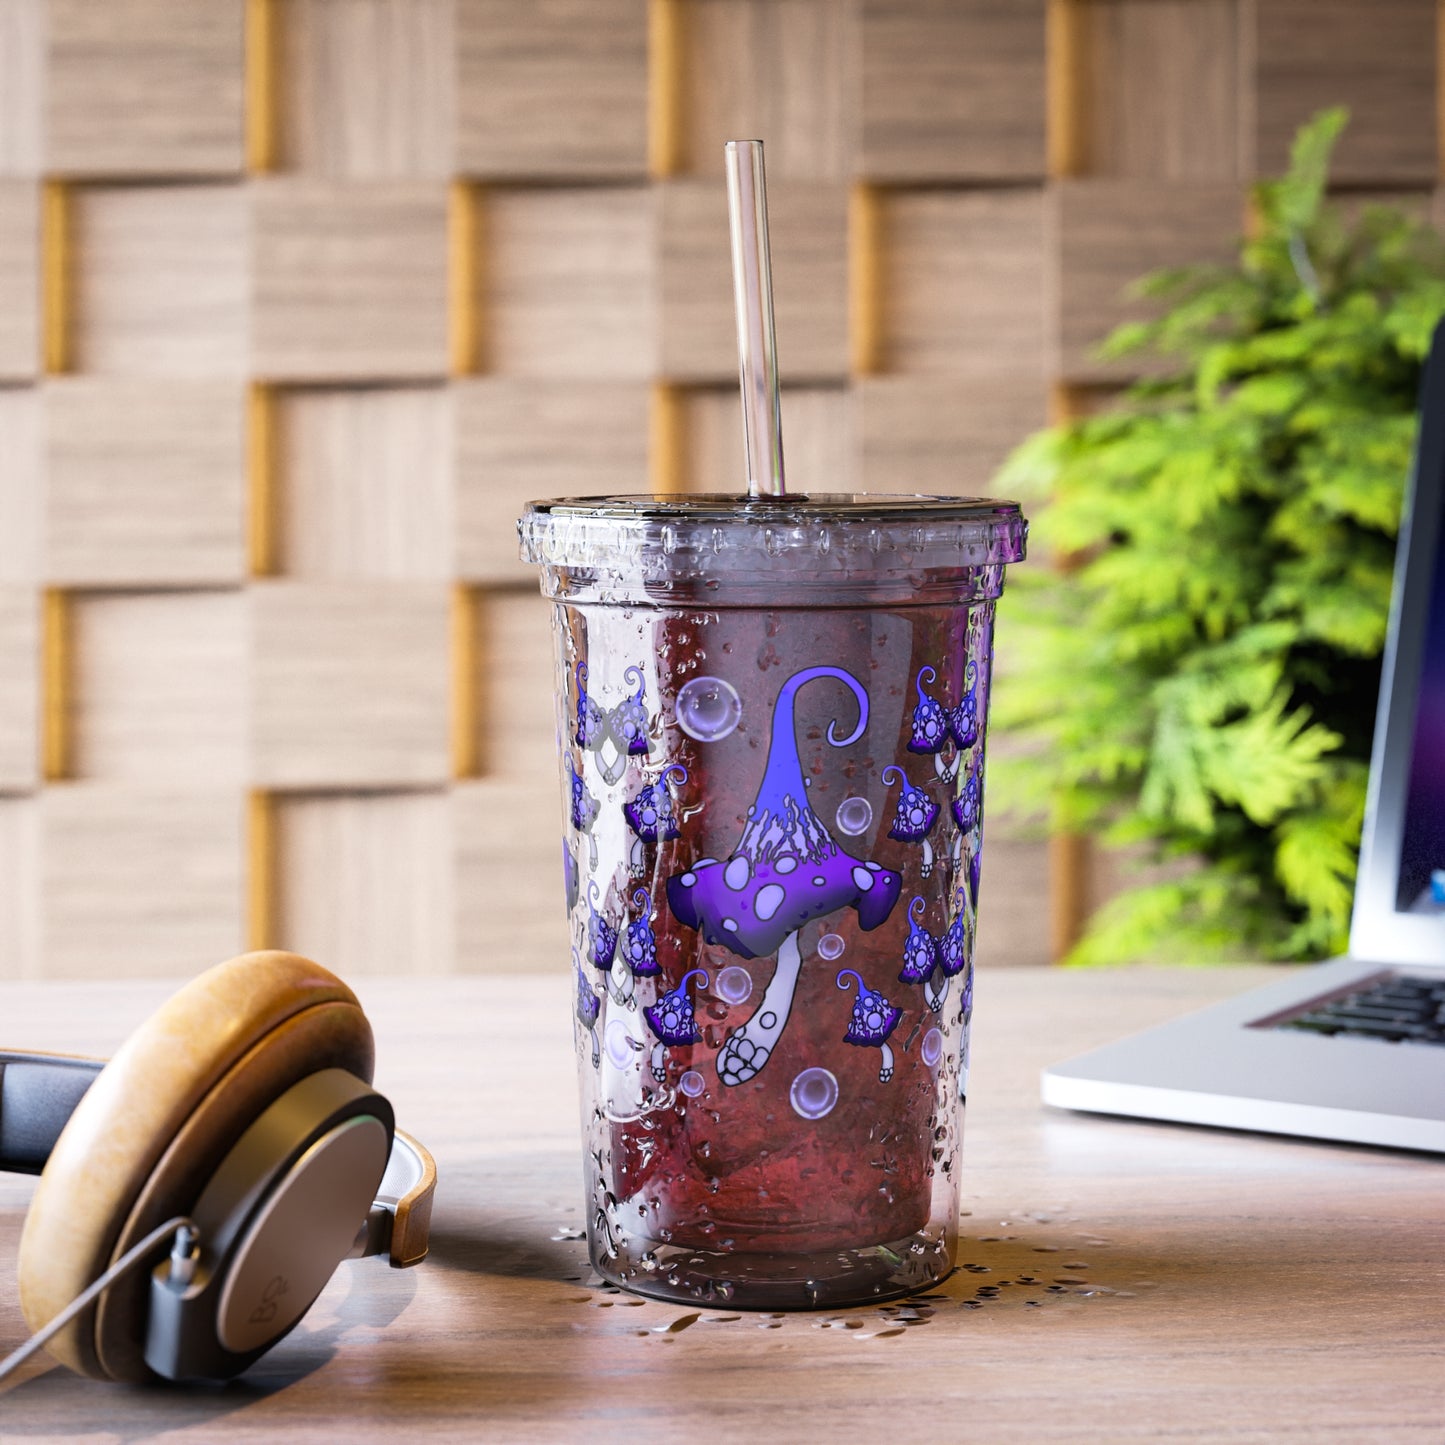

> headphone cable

[{"left": 0, "top": 1215, "right": 198, "bottom": 1386}]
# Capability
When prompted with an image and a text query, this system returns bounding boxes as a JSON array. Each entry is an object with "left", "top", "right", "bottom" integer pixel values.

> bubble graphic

[
  {"left": 676, "top": 676, "right": 743, "bottom": 743},
  {"left": 716, "top": 965, "right": 753, "bottom": 1005},
  {"left": 816, "top": 933, "right": 845, "bottom": 961},
  {"left": 921, "top": 1027, "right": 944, "bottom": 1068},
  {"left": 835, "top": 795, "right": 873, "bottom": 836},
  {"left": 790, "top": 1067, "right": 839, "bottom": 1121},
  {"left": 678, "top": 1070, "right": 706, "bottom": 1097},
  {"left": 605, "top": 1019, "right": 638, "bottom": 1068}
]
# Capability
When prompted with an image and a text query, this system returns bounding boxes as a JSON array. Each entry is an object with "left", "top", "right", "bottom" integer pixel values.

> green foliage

[{"left": 993, "top": 110, "right": 1445, "bottom": 963}]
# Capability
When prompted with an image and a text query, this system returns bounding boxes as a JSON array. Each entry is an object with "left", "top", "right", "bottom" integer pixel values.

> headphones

[{"left": 1, "top": 951, "right": 435, "bottom": 1385}]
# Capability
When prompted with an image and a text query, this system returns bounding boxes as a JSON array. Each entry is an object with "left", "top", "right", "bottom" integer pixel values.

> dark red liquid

[{"left": 566, "top": 599, "right": 991, "bottom": 1257}]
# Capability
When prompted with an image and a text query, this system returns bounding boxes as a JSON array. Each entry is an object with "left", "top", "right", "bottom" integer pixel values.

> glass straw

[{"left": 725, "top": 140, "right": 786, "bottom": 497}]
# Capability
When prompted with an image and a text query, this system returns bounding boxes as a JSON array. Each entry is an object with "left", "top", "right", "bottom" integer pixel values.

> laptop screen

[
  {"left": 1396, "top": 500, "right": 1445, "bottom": 915},
  {"left": 1352, "top": 318, "right": 1445, "bottom": 962}
]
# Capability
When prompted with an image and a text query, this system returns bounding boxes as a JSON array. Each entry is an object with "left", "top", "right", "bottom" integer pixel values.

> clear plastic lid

[{"left": 518, "top": 493, "right": 1027, "bottom": 608}]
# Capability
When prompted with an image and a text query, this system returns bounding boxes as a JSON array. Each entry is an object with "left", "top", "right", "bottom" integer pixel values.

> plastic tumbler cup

[{"left": 519, "top": 492, "right": 1026, "bottom": 1308}]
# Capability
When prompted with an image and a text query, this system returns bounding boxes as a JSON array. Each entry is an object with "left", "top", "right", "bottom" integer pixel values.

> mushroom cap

[
  {"left": 887, "top": 776, "right": 940, "bottom": 842},
  {"left": 949, "top": 661, "right": 981, "bottom": 749},
  {"left": 937, "top": 898, "right": 970, "bottom": 977},
  {"left": 906, "top": 696, "right": 950, "bottom": 755},
  {"left": 575, "top": 662, "right": 604, "bottom": 749},
  {"left": 906, "top": 665, "right": 950, "bottom": 755},
  {"left": 842, "top": 986, "right": 902, "bottom": 1046},
  {"left": 951, "top": 773, "right": 979, "bottom": 832},
  {"left": 622, "top": 916, "right": 661, "bottom": 976},
  {"left": 569, "top": 759, "right": 599, "bottom": 832},
  {"left": 587, "top": 901, "right": 618, "bottom": 970},
  {"left": 949, "top": 696, "right": 979, "bottom": 750},
  {"left": 623, "top": 779, "right": 680, "bottom": 842},
  {"left": 643, "top": 973, "right": 705, "bottom": 1046},
  {"left": 668, "top": 847, "right": 901, "bottom": 961},
  {"left": 562, "top": 840, "right": 580, "bottom": 912},
  {"left": 898, "top": 896, "right": 940, "bottom": 983},
  {"left": 575, "top": 969, "right": 601, "bottom": 1029}
]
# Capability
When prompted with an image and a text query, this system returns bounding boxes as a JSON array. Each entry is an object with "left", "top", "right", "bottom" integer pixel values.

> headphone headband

[{"left": 0, "top": 1052, "right": 103, "bottom": 1176}]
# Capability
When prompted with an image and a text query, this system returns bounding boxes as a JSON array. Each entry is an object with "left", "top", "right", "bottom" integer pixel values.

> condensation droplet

[
  {"left": 790, "top": 1067, "right": 839, "bottom": 1121},
  {"left": 675, "top": 677, "right": 743, "bottom": 743},
  {"left": 835, "top": 796, "right": 873, "bottom": 836},
  {"left": 921, "top": 1027, "right": 943, "bottom": 1067},
  {"left": 816, "top": 933, "right": 845, "bottom": 961},
  {"left": 678, "top": 1070, "right": 706, "bottom": 1097},
  {"left": 716, "top": 965, "right": 753, "bottom": 1005}
]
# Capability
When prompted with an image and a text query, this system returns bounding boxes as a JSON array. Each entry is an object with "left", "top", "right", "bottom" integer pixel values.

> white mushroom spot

[
  {"left": 722, "top": 918, "right": 740, "bottom": 932},
  {"left": 813, "top": 876, "right": 828, "bottom": 887},
  {"left": 754, "top": 883, "right": 786, "bottom": 921},
  {"left": 680, "top": 873, "right": 697, "bottom": 887},
  {"left": 852, "top": 866, "right": 875, "bottom": 892},
  {"left": 724, "top": 856, "right": 752, "bottom": 892},
  {"left": 775, "top": 855, "right": 798, "bottom": 874},
  {"left": 865, "top": 861, "right": 882, "bottom": 872}
]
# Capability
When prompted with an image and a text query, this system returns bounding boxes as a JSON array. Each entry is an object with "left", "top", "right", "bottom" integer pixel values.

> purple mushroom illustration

[
  {"left": 576, "top": 662, "right": 651, "bottom": 785},
  {"left": 563, "top": 840, "right": 580, "bottom": 913},
  {"left": 899, "top": 894, "right": 969, "bottom": 1013},
  {"left": 574, "top": 661, "right": 604, "bottom": 751},
  {"left": 950, "top": 659, "right": 980, "bottom": 751},
  {"left": 883, "top": 764, "right": 941, "bottom": 877},
  {"left": 899, "top": 896, "right": 940, "bottom": 985},
  {"left": 569, "top": 758, "right": 600, "bottom": 867},
  {"left": 837, "top": 969, "right": 903, "bottom": 1083},
  {"left": 623, "top": 763, "right": 688, "bottom": 876},
  {"left": 574, "top": 951, "right": 601, "bottom": 1069},
  {"left": 948, "top": 763, "right": 981, "bottom": 873},
  {"left": 620, "top": 888, "right": 661, "bottom": 978},
  {"left": 586, "top": 881, "right": 618, "bottom": 973},
  {"left": 643, "top": 968, "right": 707, "bottom": 1082},
  {"left": 965, "top": 841, "right": 983, "bottom": 912},
  {"left": 666, "top": 665, "right": 902, "bottom": 1087},
  {"left": 906, "top": 664, "right": 959, "bottom": 782}
]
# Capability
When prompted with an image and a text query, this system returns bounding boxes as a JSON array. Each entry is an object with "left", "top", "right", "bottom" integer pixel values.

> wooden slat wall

[{"left": 0, "top": 0, "right": 1436, "bottom": 978}]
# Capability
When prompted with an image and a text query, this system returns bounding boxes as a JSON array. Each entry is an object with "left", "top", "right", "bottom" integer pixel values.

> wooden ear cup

[{"left": 16, "top": 951, "right": 375, "bottom": 1383}]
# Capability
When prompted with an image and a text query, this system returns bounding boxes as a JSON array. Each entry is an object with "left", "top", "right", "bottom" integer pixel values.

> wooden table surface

[{"left": 1, "top": 965, "right": 1442, "bottom": 1442}]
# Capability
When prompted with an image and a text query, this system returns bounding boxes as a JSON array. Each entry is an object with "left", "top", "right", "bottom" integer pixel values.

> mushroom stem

[
  {"left": 878, "top": 1041, "right": 894, "bottom": 1083},
  {"left": 935, "top": 750, "right": 959, "bottom": 784},
  {"left": 589, "top": 1026, "right": 600, "bottom": 1069},
  {"left": 920, "top": 839, "right": 934, "bottom": 878},
  {"left": 610, "top": 956, "right": 634, "bottom": 1007},
  {"left": 599, "top": 738, "right": 625, "bottom": 786},
  {"left": 629, "top": 837, "right": 644, "bottom": 876},
  {"left": 925, "top": 973, "right": 950, "bottom": 1013},
  {"left": 717, "top": 931, "right": 802, "bottom": 1086},
  {"left": 650, "top": 1041, "right": 666, "bottom": 1082}
]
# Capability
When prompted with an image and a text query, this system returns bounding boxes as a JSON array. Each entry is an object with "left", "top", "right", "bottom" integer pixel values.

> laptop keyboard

[{"left": 1280, "top": 974, "right": 1445, "bottom": 1045}]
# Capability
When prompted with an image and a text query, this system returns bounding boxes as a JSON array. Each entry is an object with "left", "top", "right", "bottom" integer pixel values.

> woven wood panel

[
  {"left": 0, "top": 0, "right": 1437, "bottom": 978},
  {"left": 44, "top": 0, "right": 245, "bottom": 177},
  {"left": 0, "top": 181, "right": 39, "bottom": 378},
  {"left": 43, "top": 379, "right": 247, "bottom": 585}
]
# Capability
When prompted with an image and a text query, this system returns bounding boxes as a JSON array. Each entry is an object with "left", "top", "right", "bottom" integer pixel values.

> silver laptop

[{"left": 1042, "top": 321, "right": 1445, "bottom": 1154}]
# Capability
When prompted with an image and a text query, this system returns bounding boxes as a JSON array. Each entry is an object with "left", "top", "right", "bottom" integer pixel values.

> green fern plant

[{"left": 993, "top": 110, "right": 1445, "bottom": 963}]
